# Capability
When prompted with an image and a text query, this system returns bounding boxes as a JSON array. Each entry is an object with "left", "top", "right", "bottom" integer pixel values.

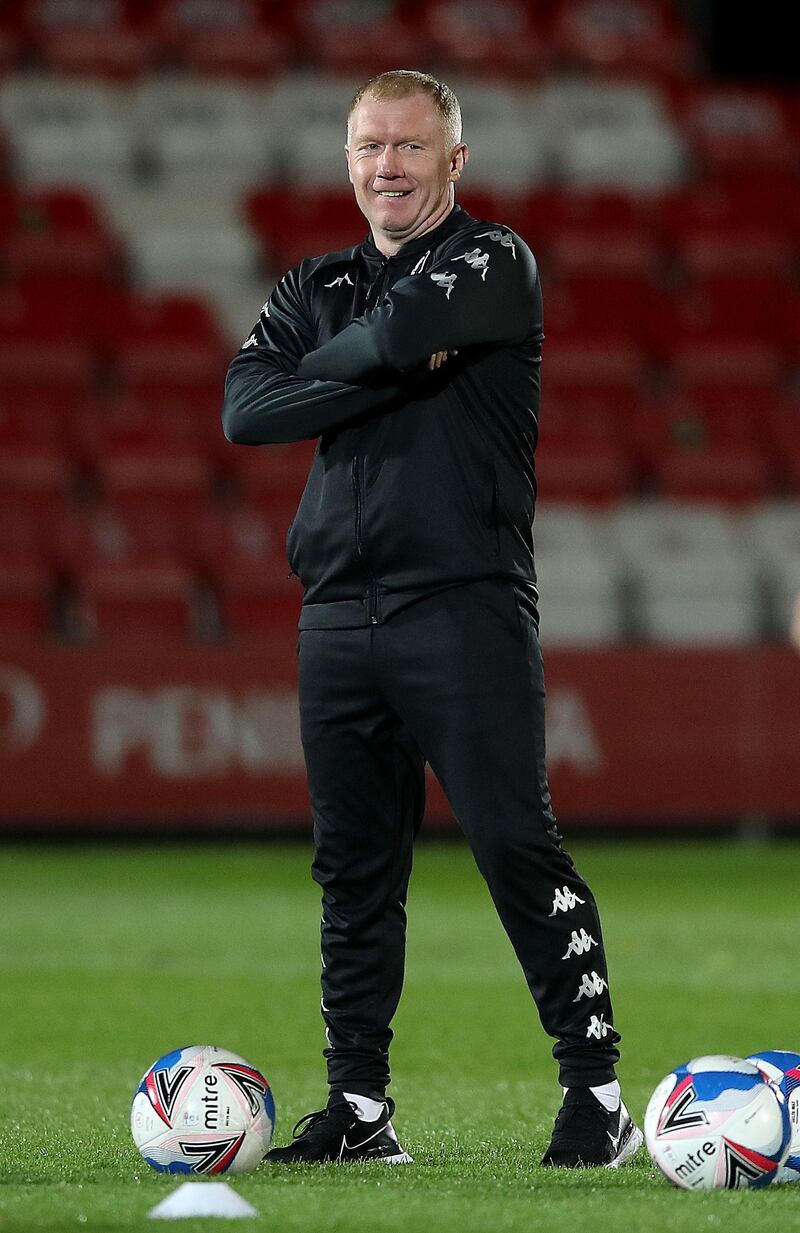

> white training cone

[{"left": 148, "top": 1182, "right": 259, "bottom": 1220}]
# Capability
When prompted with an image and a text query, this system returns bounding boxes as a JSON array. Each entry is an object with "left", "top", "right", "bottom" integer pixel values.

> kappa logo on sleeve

[
  {"left": 324, "top": 273, "right": 354, "bottom": 288},
  {"left": 241, "top": 333, "right": 259, "bottom": 349},
  {"left": 430, "top": 271, "right": 457, "bottom": 299},
  {"left": 260, "top": 299, "right": 271, "bottom": 317},
  {"left": 452, "top": 247, "right": 490, "bottom": 280},
  {"left": 476, "top": 229, "right": 517, "bottom": 260}
]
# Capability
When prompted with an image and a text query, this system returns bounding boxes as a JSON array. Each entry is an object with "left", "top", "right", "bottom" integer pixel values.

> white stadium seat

[
  {"left": 0, "top": 74, "right": 135, "bottom": 189},
  {"left": 134, "top": 78, "right": 282, "bottom": 191},
  {"left": 610, "top": 502, "right": 761, "bottom": 643}
]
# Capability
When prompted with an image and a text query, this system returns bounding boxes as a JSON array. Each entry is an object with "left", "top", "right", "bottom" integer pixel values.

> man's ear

[{"left": 450, "top": 143, "right": 469, "bottom": 182}]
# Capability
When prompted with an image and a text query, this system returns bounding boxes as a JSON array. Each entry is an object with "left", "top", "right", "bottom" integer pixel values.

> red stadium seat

[
  {"left": 536, "top": 390, "right": 637, "bottom": 503},
  {"left": 217, "top": 580, "right": 301, "bottom": 637},
  {"left": 21, "top": 0, "right": 157, "bottom": 77},
  {"left": 675, "top": 85, "right": 797, "bottom": 174},
  {"left": 546, "top": 276, "right": 658, "bottom": 344},
  {"left": 543, "top": 334, "right": 649, "bottom": 402},
  {"left": 0, "top": 284, "right": 98, "bottom": 400},
  {"left": 767, "top": 402, "right": 800, "bottom": 493},
  {"left": 0, "top": 447, "right": 75, "bottom": 519},
  {"left": 76, "top": 392, "right": 222, "bottom": 463},
  {"left": 646, "top": 278, "right": 792, "bottom": 357},
  {"left": 246, "top": 189, "right": 364, "bottom": 274},
  {"left": 415, "top": 0, "right": 547, "bottom": 79},
  {"left": 657, "top": 446, "right": 772, "bottom": 503},
  {"left": 54, "top": 506, "right": 193, "bottom": 575},
  {"left": 0, "top": 561, "right": 53, "bottom": 638},
  {"left": 294, "top": 0, "right": 423, "bottom": 76},
  {"left": 551, "top": 0, "right": 696, "bottom": 78},
  {"left": 634, "top": 395, "right": 773, "bottom": 502},
  {"left": 225, "top": 440, "right": 316, "bottom": 506},
  {"left": 536, "top": 442, "right": 634, "bottom": 504},
  {"left": 0, "top": 187, "right": 121, "bottom": 283},
  {"left": 199, "top": 504, "right": 300, "bottom": 634},
  {"left": 152, "top": 0, "right": 290, "bottom": 78},
  {"left": 74, "top": 562, "right": 199, "bottom": 640},
  {"left": 93, "top": 445, "right": 215, "bottom": 519},
  {"left": 667, "top": 339, "right": 786, "bottom": 401},
  {"left": 108, "top": 293, "right": 228, "bottom": 399},
  {"left": 197, "top": 505, "right": 290, "bottom": 577}
]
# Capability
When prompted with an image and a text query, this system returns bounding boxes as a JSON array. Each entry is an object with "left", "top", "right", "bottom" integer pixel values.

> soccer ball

[
  {"left": 131, "top": 1045, "right": 275, "bottom": 1175},
  {"left": 747, "top": 1051, "right": 800, "bottom": 1182},
  {"left": 644, "top": 1054, "right": 791, "bottom": 1190}
]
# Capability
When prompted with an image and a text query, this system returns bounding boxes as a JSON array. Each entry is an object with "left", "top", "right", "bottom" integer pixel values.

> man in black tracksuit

[{"left": 222, "top": 70, "right": 641, "bottom": 1169}]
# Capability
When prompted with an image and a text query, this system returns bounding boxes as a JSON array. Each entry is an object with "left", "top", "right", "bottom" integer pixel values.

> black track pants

[{"left": 298, "top": 580, "right": 621, "bottom": 1097}]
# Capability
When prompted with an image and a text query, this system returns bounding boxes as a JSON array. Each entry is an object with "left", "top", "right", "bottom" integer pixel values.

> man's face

[{"left": 346, "top": 93, "right": 467, "bottom": 253}]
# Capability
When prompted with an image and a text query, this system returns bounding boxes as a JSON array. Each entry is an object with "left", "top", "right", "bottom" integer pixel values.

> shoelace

[{"left": 291, "top": 1103, "right": 357, "bottom": 1141}]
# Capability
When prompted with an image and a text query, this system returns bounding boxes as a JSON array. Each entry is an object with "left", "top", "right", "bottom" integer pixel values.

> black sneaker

[
  {"left": 264, "top": 1098, "right": 413, "bottom": 1165},
  {"left": 541, "top": 1088, "right": 643, "bottom": 1168}
]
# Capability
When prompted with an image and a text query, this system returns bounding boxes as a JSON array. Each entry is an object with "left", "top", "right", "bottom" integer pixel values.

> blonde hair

[{"left": 347, "top": 70, "right": 463, "bottom": 151}]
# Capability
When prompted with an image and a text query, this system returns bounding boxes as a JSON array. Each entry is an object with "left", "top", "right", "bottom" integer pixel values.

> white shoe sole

[
  {"left": 378, "top": 1150, "right": 414, "bottom": 1164},
  {"left": 606, "top": 1124, "right": 644, "bottom": 1169}
]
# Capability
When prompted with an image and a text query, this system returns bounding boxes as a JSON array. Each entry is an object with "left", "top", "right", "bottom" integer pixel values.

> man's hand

[{"left": 427, "top": 349, "right": 458, "bottom": 371}]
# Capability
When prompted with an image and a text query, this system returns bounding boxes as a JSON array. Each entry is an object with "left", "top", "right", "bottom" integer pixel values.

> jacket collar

[{"left": 361, "top": 204, "right": 469, "bottom": 264}]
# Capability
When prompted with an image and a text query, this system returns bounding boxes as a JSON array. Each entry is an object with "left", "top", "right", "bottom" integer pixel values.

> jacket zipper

[
  {"left": 352, "top": 257, "right": 392, "bottom": 625},
  {"left": 352, "top": 453, "right": 378, "bottom": 623}
]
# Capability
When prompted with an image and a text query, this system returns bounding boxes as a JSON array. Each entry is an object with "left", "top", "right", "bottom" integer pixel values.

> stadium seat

[
  {"left": 415, "top": 1, "right": 547, "bottom": 79},
  {"left": 134, "top": 77, "right": 281, "bottom": 192},
  {"left": 293, "top": 0, "right": 423, "bottom": 76},
  {"left": 559, "top": 122, "right": 687, "bottom": 190},
  {"left": 0, "top": 560, "right": 53, "bottom": 638},
  {"left": 676, "top": 85, "right": 797, "bottom": 174},
  {"left": 74, "top": 562, "right": 200, "bottom": 641},
  {"left": 646, "top": 278, "right": 791, "bottom": 357},
  {"left": 54, "top": 505, "right": 193, "bottom": 577},
  {"left": 535, "top": 549, "right": 624, "bottom": 645},
  {"left": 93, "top": 446, "right": 214, "bottom": 519},
  {"left": 246, "top": 188, "right": 364, "bottom": 272},
  {"left": 768, "top": 403, "right": 800, "bottom": 494},
  {"left": 610, "top": 501, "right": 762, "bottom": 642},
  {"left": 542, "top": 334, "right": 649, "bottom": 403},
  {"left": 634, "top": 393, "right": 768, "bottom": 469},
  {"left": 21, "top": 0, "right": 158, "bottom": 78},
  {"left": 531, "top": 76, "right": 687, "bottom": 188},
  {"left": 0, "top": 186, "right": 122, "bottom": 283},
  {"left": 536, "top": 391, "right": 637, "bottom": 503},
  {"left": 199, "top": 504, "right": 300, "bottom": 635},
  {"left": 152, "top": 0, "right": 291, "bottom": 78},
  {"left": 0, "top": 283, "right": 98, "bottom": 399},
  {"left": 76, "top": 392, "right": 222, "bottom": 463},
  {"left": 0, "top": 75, "right": 136, "bottom": 189},
  {"left": 224, "top": 440, "right": 317, "bottom": 505},
  {"left": 740, "top": 501, "right": 800, "bottom": 636},
  {"left": 107, "top": 292, "right": 229, "bottom": 399},
  {"left": 551, "top": 0, "right": 696, "bottom": 78},
  {"left": 536, "top": 441, "right": 634, "bottom": 505}
]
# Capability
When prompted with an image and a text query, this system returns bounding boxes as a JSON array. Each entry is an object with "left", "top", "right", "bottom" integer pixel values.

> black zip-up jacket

[{"left": 222, "top": 204, "right": 544, "bottom": 629}]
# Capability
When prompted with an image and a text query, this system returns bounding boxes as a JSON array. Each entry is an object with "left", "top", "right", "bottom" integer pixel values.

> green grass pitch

[{"left": 1, "top": 838, "right": 799, "bottom": 1232}]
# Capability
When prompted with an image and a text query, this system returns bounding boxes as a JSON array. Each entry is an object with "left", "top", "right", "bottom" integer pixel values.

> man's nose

[{"left": 376, "top": 146, "right": 402, "bottom": 178}]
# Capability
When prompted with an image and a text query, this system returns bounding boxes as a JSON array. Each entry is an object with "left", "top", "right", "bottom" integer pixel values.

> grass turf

[{"left": 1, "top": 838, "right": 798, "bottom": 1232}]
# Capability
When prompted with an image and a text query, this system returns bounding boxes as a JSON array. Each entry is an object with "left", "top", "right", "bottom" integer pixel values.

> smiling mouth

[{"left": 374, "top": 189, "right": 413, "bottom": 197}]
